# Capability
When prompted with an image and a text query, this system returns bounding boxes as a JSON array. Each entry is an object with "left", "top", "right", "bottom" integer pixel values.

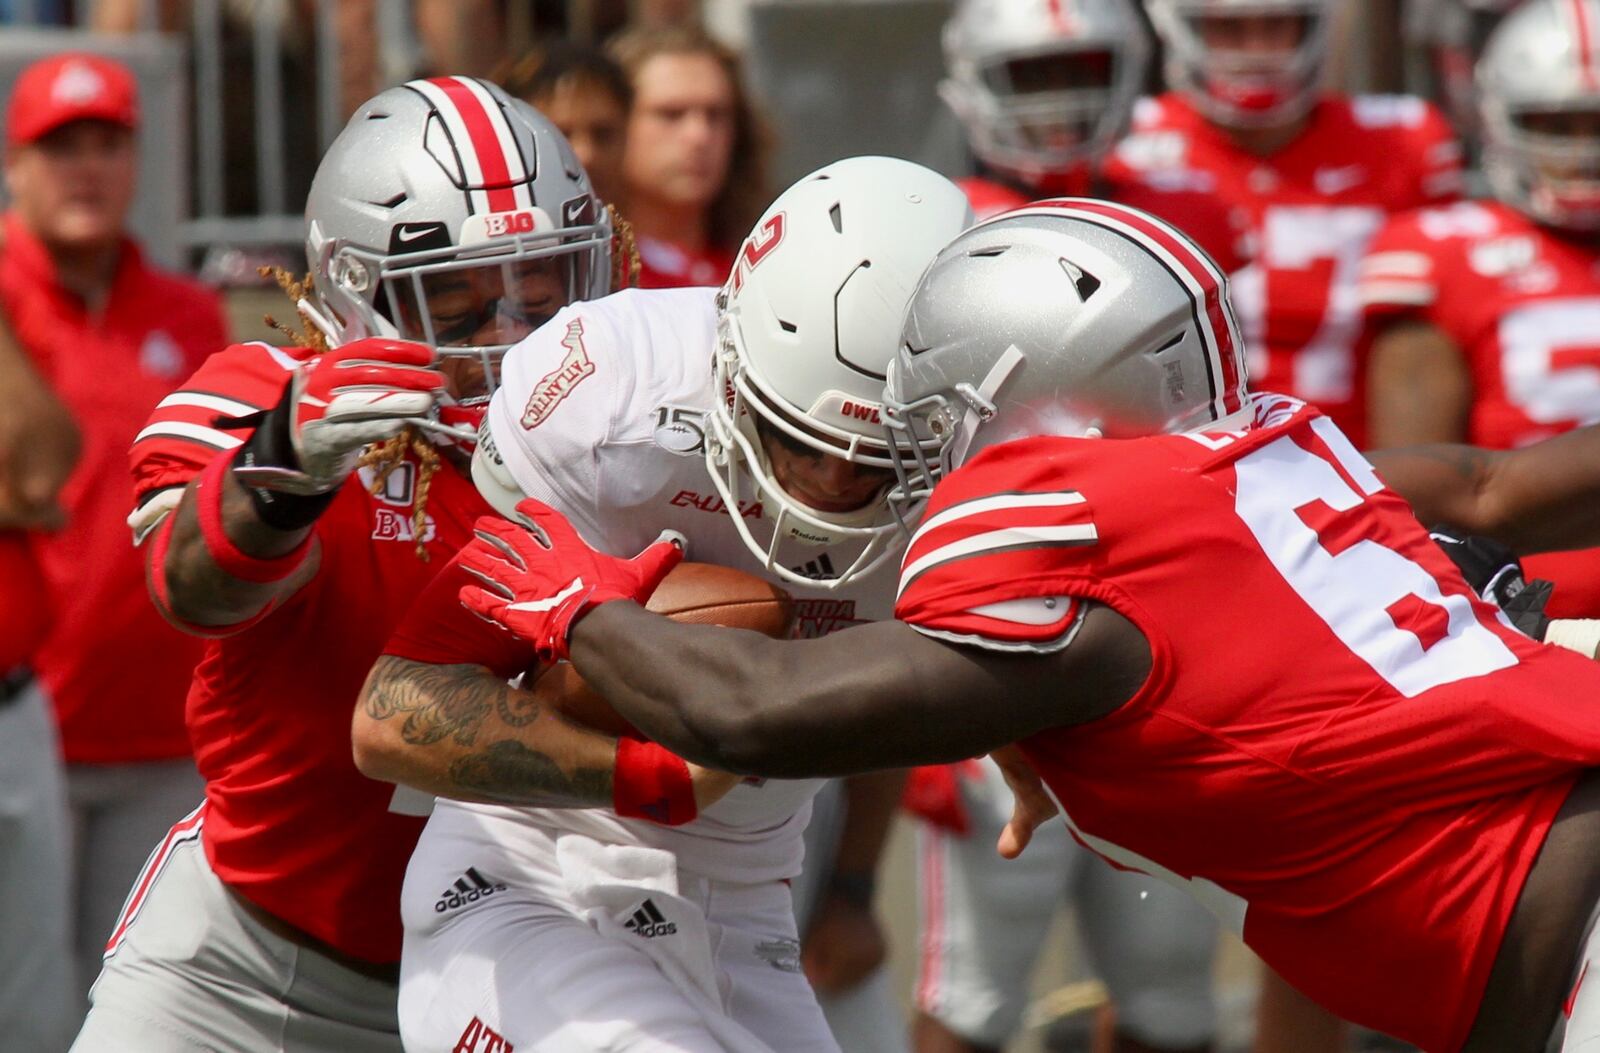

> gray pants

[
  {"left": 71, "top": 818, "right": 402, "bottom": 1053},
  {"left": 67, "top": 758, "right": 204, "bottom": 1000},
  {"left": 0, "top": 682, "right": 76, "bottom": 1053},
  {"left": 794, "top": 779, "right": 911, "bottom": 1053}
]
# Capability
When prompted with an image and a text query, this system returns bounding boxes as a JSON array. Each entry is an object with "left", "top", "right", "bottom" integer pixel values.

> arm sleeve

[
  {"left": 1357, "top": 212, "right": 1441, "bottom": 321},
  {"left": 129, "top": 342, "right": 307, "bottom": 505},
  {"left": 382, "top": 551, "right": 540, "bottom": 680},
  {"left": 893, "top": 444, "right": 1096, "bottom": 653},
  {"left": 1410, "top": 102, "right": 1465, "bottom": 206}
]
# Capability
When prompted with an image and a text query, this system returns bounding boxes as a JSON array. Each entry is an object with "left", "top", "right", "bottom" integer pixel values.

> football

[{"left": 525, "top": 562, "right": 793, "bottom": 737}]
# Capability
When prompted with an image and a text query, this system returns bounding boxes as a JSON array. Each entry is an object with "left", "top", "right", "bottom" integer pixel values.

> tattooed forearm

[
  {"left": 364, "top": 658, "right": 502, "bottom": 747},
  {"left": 448, "top": 741, "right": 613, "bottom": 807}
]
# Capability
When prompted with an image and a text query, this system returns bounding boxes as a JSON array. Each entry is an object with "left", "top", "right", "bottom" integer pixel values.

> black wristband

[
  {"left": 826, "top": 870, "right": 877, "bottom": 910},
  {"left": 229, "top": 399, "right": 337, "bottom": 533}
]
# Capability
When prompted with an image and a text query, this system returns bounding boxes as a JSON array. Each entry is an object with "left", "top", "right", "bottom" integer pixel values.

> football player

[
  {"left": 1363, "top": 0, "right": 1600, "bottom": 621},
  {"left": 73, "top": 79, "right": 666, "bottom": 1053},
  {"left": 1105, "top": 0, "right": 1463, "bottom": 447},
  {"left": 929, "top": 6, "right": 1227, "bottom": 1052},
  {"left": 456, "top": 201, "right": 1600, "bottom": 1053},
  {"left": 350, "top": 157, "right": 972, "bottom": 1053}
]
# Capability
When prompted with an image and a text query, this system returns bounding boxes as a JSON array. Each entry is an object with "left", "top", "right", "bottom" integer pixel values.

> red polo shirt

[{"left": 0, "top": 213, "right": 228, "bottom": 762}]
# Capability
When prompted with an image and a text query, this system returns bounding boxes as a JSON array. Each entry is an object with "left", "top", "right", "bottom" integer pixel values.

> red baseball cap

[{"left": 6, "top": 53, "right": 139, "bottom": 147}]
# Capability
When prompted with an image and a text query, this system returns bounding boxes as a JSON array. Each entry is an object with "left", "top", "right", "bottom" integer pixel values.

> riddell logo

[
  {"left": 670, "top": 489, "right": 763, "bottom": 520},
  {"left": 372, "top": 507, "right": 436, "bottom": 544},
  {"left": 521, "top": 319, "right": 595, "bottom": 428}
]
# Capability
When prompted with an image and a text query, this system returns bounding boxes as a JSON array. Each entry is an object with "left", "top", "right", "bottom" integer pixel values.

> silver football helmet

[
  {"left": 941, "top": 0, "right": 1151, "bottom": 179},
  {"left": 304, "top": 76, "right": 612, "bottom": 382},
  {"left": 885, "top": 199, "right": 1252, "bottom": 519},
  {"left": 1146, "top": 0, "right": 1334, "bottom": 129},
  {"left": 708, "top": 156, "right": 973, "bottom": 588},
  {"left": 1479, "top": 0, "right": 1600, "bottom": 230}
]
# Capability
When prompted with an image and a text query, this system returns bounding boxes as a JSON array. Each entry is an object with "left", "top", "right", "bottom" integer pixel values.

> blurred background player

[
  {"left": 72, "top": 79, "right": 620, "bottom": 1053},
  {"left": 1108, "top": 0, "right": 1463, "bottom": 448},
  {"left": 920, "top": 5, "right": 1223, "bottom": 1053},
  {"left": 1362, "top": 0, "right": 1600, "bottom": 623},
  {"left": 497, "top": 42, "right": 633, "bottom": 205},
  {"left": 608, "top": 24, "right": 770, "bottom": 287},
  {"left": 1401, "top": 0, "right": 1522, "bottom": 167},
  {"left": 0, "top": 51, "right": 228, "bottom": 1049}
]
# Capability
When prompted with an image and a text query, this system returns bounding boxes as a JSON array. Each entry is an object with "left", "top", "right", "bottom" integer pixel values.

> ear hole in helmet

[
  {"left": 967, "top": 246, "right": 1008, "bottom": 258},
  {"left": 372, "top": 192, "right": 408, "bottom": 208},
  {"left": 1148, "top": 331, "right": 1186, "bottom": 357}
]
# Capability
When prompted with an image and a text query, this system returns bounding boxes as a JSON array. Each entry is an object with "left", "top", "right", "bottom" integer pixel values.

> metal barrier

[{"left": 0, "top": 1, "right": 422, "bottom": 270}]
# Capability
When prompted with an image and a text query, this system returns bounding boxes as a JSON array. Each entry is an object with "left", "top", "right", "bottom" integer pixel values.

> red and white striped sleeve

[
  {"left": 128, "top": 342, "right": 307, "bottom": 535},
  {"left": 1357, "top": 211, "right": 1446, "bottom": 319},
  {"left": 894, "top": 441, "right": 1098, "bottom": 653}
]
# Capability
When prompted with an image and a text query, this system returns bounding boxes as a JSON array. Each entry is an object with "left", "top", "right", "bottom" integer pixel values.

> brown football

[{"left": 526, "top": 562, "right": 793, "bottom": 737}]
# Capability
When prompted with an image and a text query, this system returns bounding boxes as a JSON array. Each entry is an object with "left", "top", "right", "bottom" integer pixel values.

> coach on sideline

[{"left": 0, "top": 51, "right": 228, "bottom": 1048}]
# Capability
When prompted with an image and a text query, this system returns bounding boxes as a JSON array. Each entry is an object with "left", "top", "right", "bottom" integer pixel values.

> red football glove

[
  {"left": 234, "top": 337, "right": 445, "bottom": 495},
  {"left": 458, "top": 498, "right": 685, "bottom": 662}
]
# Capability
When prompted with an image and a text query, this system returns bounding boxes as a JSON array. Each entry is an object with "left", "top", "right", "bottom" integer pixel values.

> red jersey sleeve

[
  {"left": 383, "top": 551, "right": 540, "bottom": 680},
  {"left": 129, "top": 341, "right": 307, "bottom": 505},
  {"left": 1356, "top": 210, "right": 1442, "bottom": 322},
  {"left": 895, "top": 438, "right": 1097, "bottom": 652}
]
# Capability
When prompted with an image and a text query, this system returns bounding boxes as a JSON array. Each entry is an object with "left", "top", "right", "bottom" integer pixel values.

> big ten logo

[
  {"left": 484, "top": 211, "right": 539, "bottom": 238},
  {"left": 358, "top": 462, "right": 416, "bottom": 507},
  {"left": 373, "top": 507, "right": 437, "bottom": 544},
  {"left": 728, "top": 212, "right": 786, "bottom": 294},
  {"left": 790, "top": 599, "right": 864, "bottom": 638}
]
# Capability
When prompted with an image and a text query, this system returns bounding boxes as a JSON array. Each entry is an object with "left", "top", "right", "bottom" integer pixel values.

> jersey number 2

[{"left": 1233, "top": 415, "right": 1517, "bottom": 697}]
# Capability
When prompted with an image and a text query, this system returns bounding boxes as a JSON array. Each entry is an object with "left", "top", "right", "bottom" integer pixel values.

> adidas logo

[
  {"left": 434, "top": 867, "right": 507, "bottom": 913},
  {"left": 623, "top": 898, "right": 677, "bottom": 938},
  {"left": 790, "top": 553, "right": 836, "bottom": 581}
]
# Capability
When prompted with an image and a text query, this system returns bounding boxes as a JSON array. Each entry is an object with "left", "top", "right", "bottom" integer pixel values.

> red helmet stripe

[
  {"left": 419, "top": 76, "right": 528, "bottom": 214},
  {"left": 1574, "top": 0, "right": 1600, "bottom": 91},
  {"left": 1009, "top": 197, "right": 1246, "bottom": 420}
]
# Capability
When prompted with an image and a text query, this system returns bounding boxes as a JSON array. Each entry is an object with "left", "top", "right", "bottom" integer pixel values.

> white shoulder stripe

[
  {"left": 898, "top": 523, "right": 1098, "bottom": 599},
  {"left": 907, "top": 491, "right": 1085, "bottom": 552},
  {"left": 132, "top": 421, "right": 245, "bottom": 450},
  {"left": 155, "top": 391, "right": 260, "bottom": 417}
]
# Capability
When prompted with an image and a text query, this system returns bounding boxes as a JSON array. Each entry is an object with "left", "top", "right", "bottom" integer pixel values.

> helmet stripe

[
  {"left": 413, "top": 77, "right": 530, "bottom": 214},
  {"left": 1570, "top": 0, "right": 1600, "bottom": 91},
  {"left": 1007, "top": 197, "right": 1246, "bottom": 421}
]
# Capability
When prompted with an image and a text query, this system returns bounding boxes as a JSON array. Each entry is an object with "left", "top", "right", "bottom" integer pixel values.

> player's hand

[
  {"left": 992, "top": 745, "right": 1057, "bottom": 860},
  {"left": 801, "top": 894, "right": 888, "bottom": 994},
  {"left": 458, "top": 497, "right": 685, "bottom": 662},
  {"left": 688, "top": 765, "right": 741, "bottom": 811},
  {"left": 235, "top": 338, "right": 444, "bottom": 495}
]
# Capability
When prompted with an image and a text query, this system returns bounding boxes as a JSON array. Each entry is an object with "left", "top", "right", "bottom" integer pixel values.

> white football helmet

[
  {"left": 304, "top": 76, "right": 611, "bottom": 391},
  {"left": 707, "top": 156, "right": 974, "bottom": 588},
  {"left": 1146, "top": 0, "right": 1334, "bottom": 129},
  {"left": 1479, "top": 0, "right": 1600, "bottom": 230},
  {"left": 941, "top": 0, "right": 1151, "bottom": 179},
  {"left": 884, "top": 199, "right": 1252, "bottom": 519}
]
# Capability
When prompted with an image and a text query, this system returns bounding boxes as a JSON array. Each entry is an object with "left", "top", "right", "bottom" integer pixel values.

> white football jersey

[{"left": 441, "top": 286, "right": 898, "bottom": 883}]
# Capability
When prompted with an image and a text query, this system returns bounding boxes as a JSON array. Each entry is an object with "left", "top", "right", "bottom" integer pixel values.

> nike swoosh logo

[{"left": 396, "top": 227, "right": 436, "bottom": 243}]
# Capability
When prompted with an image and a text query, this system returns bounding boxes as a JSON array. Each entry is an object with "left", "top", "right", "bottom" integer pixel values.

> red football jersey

[
  {"left": 894, "top": 395, "right": 1600, "bottom": 1053},
  {"left": 1359, "top": 199, "right": 1600, "bottom": 616},
  {"left": 130, "top": 342, "right": 494, "bottom": 962},
  {"left": 635, "top": 234, "right": 734, "bottom": 290},
  {"left": 1105, "top": 93, "right": 1463, "bottom": 446}
]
